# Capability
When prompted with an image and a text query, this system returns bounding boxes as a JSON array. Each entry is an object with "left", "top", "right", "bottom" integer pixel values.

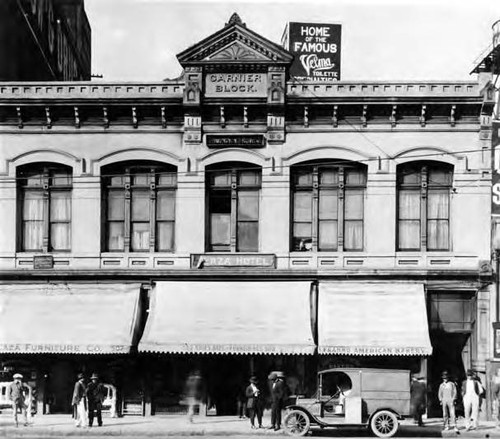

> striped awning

[
  {"left": 139, "top": 281, "right": 316, "bottom": 355},
  {"left": 318, "top": 282, "right": 432, "bottom": 356},
  {"left": 0, "top": 283, "right": 141, "bottom": 354}
]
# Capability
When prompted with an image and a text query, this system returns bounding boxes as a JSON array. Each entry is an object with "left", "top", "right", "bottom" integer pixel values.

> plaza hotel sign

[{"left": 205, "top": 73, "right": 267, "bottom": 97}]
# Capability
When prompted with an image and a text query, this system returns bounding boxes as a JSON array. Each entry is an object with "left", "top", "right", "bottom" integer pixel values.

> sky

[{"left": 84, "top": 0, "right": 500, "bottom": 82}]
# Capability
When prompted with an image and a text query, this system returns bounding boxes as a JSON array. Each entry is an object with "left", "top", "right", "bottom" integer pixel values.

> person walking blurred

[
  {"left": 410, "top": 376, "right": 426, "bottom": 427},
  {"left": 246, "top": 376, "right": 263, "bottom": 429},
  {"left": 185, "top": 370, "right": 203, "bottom": 423},
  {"left": 8, "top": 373, "right": 30, "bottom": 427}
]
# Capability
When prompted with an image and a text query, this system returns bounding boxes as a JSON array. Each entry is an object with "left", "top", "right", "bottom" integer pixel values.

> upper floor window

[
  {"left": 291, "top": 162, "right": 367, "bottom": 252},
  {"left": 18, "top": 163, "right": 72, "bottom": 252},
  {"left": 397, "top": 162, "right": 453, "bottom": 251},
  {"left": 102, "top": 162, "right": 176, "bottom": 252},
  {"left": 207, "top": 163, "right": 261, "bottom": 252}
]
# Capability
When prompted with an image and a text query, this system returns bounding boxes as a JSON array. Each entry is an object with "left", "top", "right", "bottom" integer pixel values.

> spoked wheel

[
  {"left": 284, "top": 410, "right": 311, "bottom": 436},
  {"left": 370, "top": 410, "right": 399, "bottom": 438}
]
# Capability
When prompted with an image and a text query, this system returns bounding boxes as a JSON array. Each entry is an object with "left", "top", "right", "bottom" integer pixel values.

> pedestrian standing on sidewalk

[
  {"left": 246, "top": 376, "right": 263, "bottom": 429},
  {"left": 438, "top": 371, "right": 459, "bottom": 432},
  {"left": 462, "top": 369, "right": 483, "bottom": 431},
  {"left": 410, "top": 375, "right": 426, "bottom": 427},
  {"left": 72, "top": 373, "right": 88, "bottom": 428},
  {"left": 87, "top": 373, "right": 106, "bottom": 427},
  {"left": 492, "top": 368, "right": 500, "bottom": 428},
  {"left": 268, "top": 371, "right": 285, "bottom": 431},
  {"left": 7, "top": 373, "right": 30, "bottom": 427},
  {"left": 185, "top": 369, "right": 203, "bottom": 423}
]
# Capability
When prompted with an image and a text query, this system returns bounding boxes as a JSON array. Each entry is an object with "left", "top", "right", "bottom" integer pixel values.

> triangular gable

[{"left": 177, "top": 13, "right": 293, "bottom": 66}]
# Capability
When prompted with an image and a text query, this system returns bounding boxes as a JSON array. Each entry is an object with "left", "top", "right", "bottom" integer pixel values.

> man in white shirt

[{"left": 461, "top": 369, "right": 483, "bottom": 431}]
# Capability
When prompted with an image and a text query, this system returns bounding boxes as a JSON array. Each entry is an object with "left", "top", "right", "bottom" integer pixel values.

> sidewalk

[{"left": 1, "top": 413, "right": 500, "bottom": 437}]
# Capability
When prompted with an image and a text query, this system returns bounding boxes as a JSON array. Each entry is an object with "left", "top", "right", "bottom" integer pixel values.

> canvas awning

[
  {"left": 318, "top": 282, "right": 432, "bottom": 356},
  {"left": 0, "top": 283, "right": 141, "bottom": 354},
  {"left": 139, "top": 281, "right": 316, "bottom": 355}
]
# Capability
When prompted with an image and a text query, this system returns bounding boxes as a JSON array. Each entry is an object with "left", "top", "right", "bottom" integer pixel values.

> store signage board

[
  {"left": 207, "top": 135, "right": 265, "bottom": 148},
  {"left": 284, "top": 22, "right": 342, "bottom": 81},
  {"left": 191, "top": 254, "right": 276, "bottom": 268},
  {"left": 33, "top": 255, "right": 54, "bottom": 269},
  {"left": 205, "top": 73, "right": 267, "bottom": 97}
]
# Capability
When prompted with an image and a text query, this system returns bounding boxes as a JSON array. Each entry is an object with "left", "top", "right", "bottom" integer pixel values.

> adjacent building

[
  {"left": 0, "top": 0, "right": 91, "bottom": 81},
  {"left": 0, "top": 13, "right": 494, "bottom": 418}
]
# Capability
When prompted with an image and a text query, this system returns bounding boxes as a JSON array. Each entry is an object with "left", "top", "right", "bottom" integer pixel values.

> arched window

[
  {"left": 17, "top": 163, "right": 72, "bottom": 252},
  {"left": 206, "top": 163, "right": 261, "bottom": 252},
  {"left": 102, "top": 162, "right": 177, "bottom": 252},
  {"left": 397, "top": 161, "right": 453, "bottom": 251},
  {"left": 291, "top": 161, "right": 366, "bottom": 252}
]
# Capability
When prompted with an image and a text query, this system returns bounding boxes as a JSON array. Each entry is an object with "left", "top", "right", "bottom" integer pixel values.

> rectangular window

[
  {"left": 103, "top": 166, "right": 176, "bottom": 252},
  {"left": 208, "top": 168, "right": 261, "bottom": 252},
  {"left": 291, "top": 164, "right": 366, "bottom": 252},
  {"left": 19, "top": 166, "right": 72, "bottom": 252}
]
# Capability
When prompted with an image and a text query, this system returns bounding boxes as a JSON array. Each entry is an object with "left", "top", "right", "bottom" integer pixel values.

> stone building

[{"left": 0, "top": 13, "right": 493, "bottom": 417}]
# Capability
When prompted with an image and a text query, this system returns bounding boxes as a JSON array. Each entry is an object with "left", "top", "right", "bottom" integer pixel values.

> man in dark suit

[
  {"left": 87, "top": 373, "right": 106, "bottom": 427},
  {"left": 269, "top": 371, "right": 285, "bottom": 431},
  {"left": 245, "top": 376, "right": 263, "bottom": 429}
]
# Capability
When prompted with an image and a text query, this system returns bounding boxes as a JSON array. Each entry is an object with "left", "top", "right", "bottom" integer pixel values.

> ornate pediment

[{"left": 177, "top": 13, "right": 293, "bottom": 67}]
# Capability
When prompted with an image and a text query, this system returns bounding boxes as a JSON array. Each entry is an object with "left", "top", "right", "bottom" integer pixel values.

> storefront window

[
  {"left": 207, "top": 164, "right": 261, "bottom": 252},
  {"left": 18, "top": 163, "right": 72, "bottom": 252},
  {"left": 102, "top": 162, "right": 176, "bottom": 252},
  {"left": 291, "top": 162, "right": 366, "bottom": 252}
]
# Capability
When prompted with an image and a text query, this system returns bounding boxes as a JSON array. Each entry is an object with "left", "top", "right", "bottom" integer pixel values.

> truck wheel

[
  {"left": 370, "top": 410, "right": 399, "bottom": 438},
  {"left": 284, "top": 410, "right": 311, "bottom": 436}
]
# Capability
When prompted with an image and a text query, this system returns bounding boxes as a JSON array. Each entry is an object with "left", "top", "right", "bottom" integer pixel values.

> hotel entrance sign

[{"left": 205, "top": 73, "right": 267, "bottom": 97}]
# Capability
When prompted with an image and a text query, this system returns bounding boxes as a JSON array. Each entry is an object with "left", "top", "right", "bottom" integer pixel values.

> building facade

[
  {"left": 0, "top": 14, "right": 494, "bottom": 417},
  {"left": 0, "top": 0, "right": 91, "bottom": 81}
]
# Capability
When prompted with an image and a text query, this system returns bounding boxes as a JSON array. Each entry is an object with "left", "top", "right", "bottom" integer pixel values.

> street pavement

[{"left": 1, "top": 413, "right": 500, "bottom": 437}]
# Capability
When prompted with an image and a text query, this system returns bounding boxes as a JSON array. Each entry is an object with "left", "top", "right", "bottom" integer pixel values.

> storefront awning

[
  {"left": 0, "top": 283, "right": 141, "bottom": 354},
  {"left": 318, "top": 282, "right": 432, "bottom": 356},
  {"left": 139, "top": 281, "right": 316, "bottom": 355}
]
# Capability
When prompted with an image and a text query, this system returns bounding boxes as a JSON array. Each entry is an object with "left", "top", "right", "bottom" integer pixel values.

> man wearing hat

[
  {"left": 461, "top": 369, "right": 484, "bottom": 431},
  {"left": 7, "top": 373, "right": 30, "bottom": 427},
  {"left": 87, "top": 373, "right": 106, "bottom": 427},
  {"left": 71, "top": 373, "right": 87, "bottom": 428},
  {"left": 245, "top": 376, "right": 263, "bottom": 429},
  {"left": 438, "top": 371, "right": 459, "bottom": 432},
  {"left": 268, "top": 371, "right": 286, "bottom": 431},
  {"left": 410, "top": 375, "right": 426, "bottom": 427}
]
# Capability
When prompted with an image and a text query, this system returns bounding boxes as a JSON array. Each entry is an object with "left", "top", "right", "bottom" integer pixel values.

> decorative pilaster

[{"left": 267, "top": 66, "right": 286, "bottom": 144}]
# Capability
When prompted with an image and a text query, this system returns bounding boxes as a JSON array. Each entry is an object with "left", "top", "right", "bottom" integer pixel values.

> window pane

[
  {"left": 211, "top": 171, "right": 230, "bottom": 187},
  {"left": 399, "top": 169, "right": 420, "bottom": 185},
  {"left": 210, "top": 191, "right": 231, "bottom": 213},
  {"left": 294, "top": 192, "right": 312, "bottom": 222},
  {"left": 50, "top": 192, "right": 71, "bottom": 221},
  {"left": 157, "top": 191, "right": 175, "bottom": 220},
  {"left": 25, "top": 173, "right": 43, "bottom": 186},
  {"left": 131, "top": 191, "right": 150, "bottom": 221},
  {"left": 132, "top": 173, "right": 148, "bottom": 185},
  {"left": 237, "top": 222, "right": 258, "bottom": 252},
  {"left": 23, "top": 221, "right": 43, "bottom": 250},
  {"left": 131, "top": 222, "right": 150, "bottom": 251},
  {"left": 239, "top": 171, "right": 260, "bottom": 186},
  {"left": 157, "top": 221, "right": 174, "bottom": 251},
  {"left": 107, "top": 192, "right": 125, "bottom": 220},
  {"left": 320, "top": 169, "right": 338, "bottom": 185},
  {"left": 398, "top": 221, "right": 420, "bottom": 249},
  {"left": 293, "top": 222, "right": 312, "bottom": 239},
  {"left": 428, "top": 220, "right": 449, "bottom": 250},
  {"left": 429, "top": 168, "right": 452, "bottom": 186},
  {"left": 211, "top": 213, "right": 230, "bottom": 246},
  {"left": 319, "top": 220, "right": 338, "bottom": 250},
  {"left": 319, "top": 190, "right": 337, "bottom": 220},
  {"left": 50, "top": 223, "right": 71, "bottom": 250},
  {"left": 107, "top": 222, "right": 124, "bottom": 250},
  {"left": 398, "top": 191, "right": 420, "bottom": 219},
  {"left": 158, "top": 173, "right": 177, "bottom": 186},
  {"left": 23, "top": 191, "right": 44, "bottom": 220},
  {"left": 294, "top": 171, "right": 312, "bottom": 186},
  {"left": 51, "top": 171, "right": 72, "bottom": 186},
  {"left": 109, "top": 176, "right": 124, "bottom": 186},
  {"left": 344, "top": 221, "right": 363, "bottom": 250},
  {"left": 345, "top": 169, "right": 366, "bottom": 186},
  {"left": 345, "top": 190, "right": 363, "bottom": 220},
  {"left": 428, "top": 191, "right": 449, "bottom": 219},
  {"left": 238, "top": 191, "right": 259, "bottom": 221}
]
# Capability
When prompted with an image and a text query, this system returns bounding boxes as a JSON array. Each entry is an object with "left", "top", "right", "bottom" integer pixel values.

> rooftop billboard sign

[{"left": 283, "top": 22, "right": 342, "bottom": 81}]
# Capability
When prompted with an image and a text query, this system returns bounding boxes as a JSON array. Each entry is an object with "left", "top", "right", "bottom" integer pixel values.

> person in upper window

[{"left": 8, "top": 373, "right": 31, "bottom": 427}]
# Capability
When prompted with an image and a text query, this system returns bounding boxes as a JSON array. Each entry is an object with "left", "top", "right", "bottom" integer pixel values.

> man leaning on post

[
  {"left": 438, "top": 371, "right": 459, "bottom": 432},
  {"left": 8, "top": 373, "right": 30, "bottom": 427}
]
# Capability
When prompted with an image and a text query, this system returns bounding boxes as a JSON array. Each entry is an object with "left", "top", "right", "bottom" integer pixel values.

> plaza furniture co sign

[
  {"left": 205, "top": 73, "right": 267, "bottom": 97},
  {"left": 284, "top": 22, "right": 342, "bottom": 81}
]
